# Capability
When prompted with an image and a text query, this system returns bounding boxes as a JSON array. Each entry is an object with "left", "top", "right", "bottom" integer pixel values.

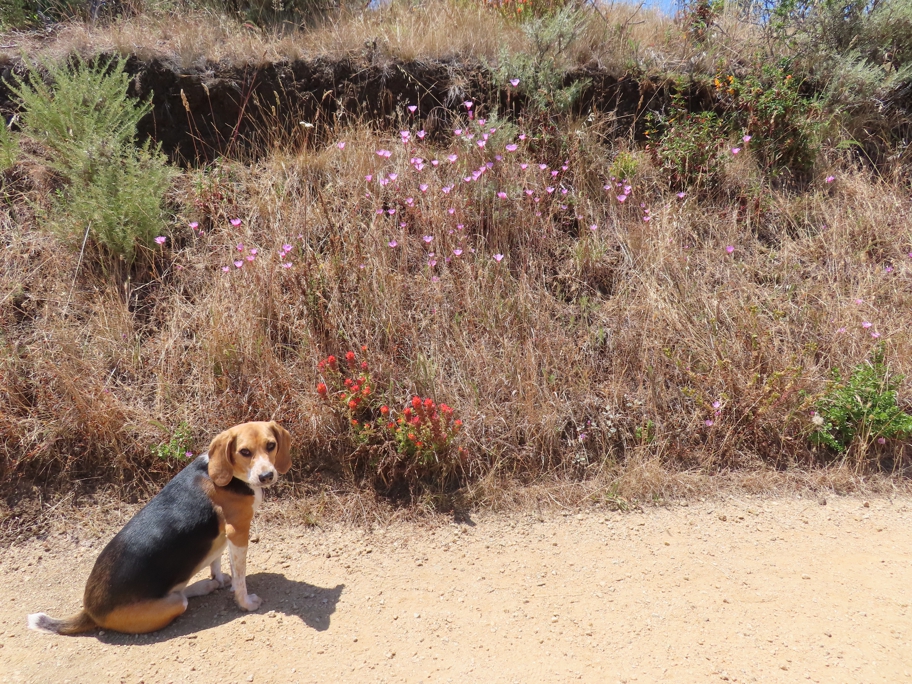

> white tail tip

[{"left": 27, "top": 613, "right": 59, "bottom": 634}]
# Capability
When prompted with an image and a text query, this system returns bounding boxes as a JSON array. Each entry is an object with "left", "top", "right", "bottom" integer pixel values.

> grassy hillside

[{"left": 1, "top": 0, "right": 911, "bottom": 510}]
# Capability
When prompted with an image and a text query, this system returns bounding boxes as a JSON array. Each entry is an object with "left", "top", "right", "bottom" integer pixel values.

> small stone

[
  {"left": 863, "top": 501, "right": 870, "bottom": 508},
  {"left": 718, "top": 515, "right": 727, "bottom": 522},
  {"left": 802, "top": 574, "right": 811, "bottom": 580},
  {"left": 247, "top": 675, "right": 254, "bottom": 682},
  {"left": 818, "top": 497, "right": 827, "bottom": 505}
]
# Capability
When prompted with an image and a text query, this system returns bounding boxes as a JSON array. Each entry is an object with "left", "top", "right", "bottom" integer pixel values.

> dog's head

[{"left": 207, "top": 421, "right": 292, "bottom": 488}]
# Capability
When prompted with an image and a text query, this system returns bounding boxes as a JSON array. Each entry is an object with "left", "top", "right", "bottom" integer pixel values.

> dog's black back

[{"left": 83, "top": 457, "right": 234, "bottom": 615}]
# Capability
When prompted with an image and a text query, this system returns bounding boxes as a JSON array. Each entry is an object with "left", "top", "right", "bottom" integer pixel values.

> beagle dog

[{"left": 27, "top": 421, "right": 291, "bottom": 635}]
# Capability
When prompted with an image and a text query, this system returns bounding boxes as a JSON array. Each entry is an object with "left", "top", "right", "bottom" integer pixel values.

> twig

[{"left": 63, "top": 222, "right": 91, "bottom": 319}]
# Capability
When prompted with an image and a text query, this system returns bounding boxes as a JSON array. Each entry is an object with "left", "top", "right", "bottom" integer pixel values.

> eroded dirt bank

[
  {"left": 0, "top": 54, "right": 664, "bottom": 163},
  {"left": 2, "top": 495, "right": 911, "bottom": 683}
]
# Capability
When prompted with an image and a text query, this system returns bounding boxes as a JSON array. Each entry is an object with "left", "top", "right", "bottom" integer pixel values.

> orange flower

[
  {"left": 380, "top": 405, "right": 389, "bottom": 415},
  {"left": 316, "top": 382, "right": 327, "bottom": 397},
  {"left": 412, "top": 396, "right": 422, "bottom": 409}
]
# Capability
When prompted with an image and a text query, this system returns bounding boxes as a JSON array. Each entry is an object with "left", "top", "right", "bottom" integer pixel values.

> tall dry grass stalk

[{"left": 3, "top": 99, "right": 910, "bottom": 502}]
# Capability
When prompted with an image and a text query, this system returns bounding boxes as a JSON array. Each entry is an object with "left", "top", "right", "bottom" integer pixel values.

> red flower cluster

[
  {"left": 390, "top": 396, "right": 462, "bottom": 455},
  {"left": 314, "top": 351, "right": 464, "bottom": 466},
  {"left": 316, "top": 350, "right": 372, "bottom": 417}
]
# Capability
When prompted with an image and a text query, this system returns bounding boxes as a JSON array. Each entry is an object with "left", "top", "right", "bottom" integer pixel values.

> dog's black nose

[{"left": 259, "top": 471, "right": 275, "bottom": 483}]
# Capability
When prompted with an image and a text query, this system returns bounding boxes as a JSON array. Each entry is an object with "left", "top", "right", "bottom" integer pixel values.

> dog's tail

[{"left": 27, "top": 610, "right": 96, "bottom": 635}]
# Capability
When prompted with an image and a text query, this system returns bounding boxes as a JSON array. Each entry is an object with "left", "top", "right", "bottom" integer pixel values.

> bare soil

[{"left": 3, "top": 495, "right": 912, "bottom": 683}]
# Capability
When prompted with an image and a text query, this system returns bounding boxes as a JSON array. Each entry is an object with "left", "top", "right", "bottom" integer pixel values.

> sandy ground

[{"left": 2, "top": 494, "right": 912, "bottom": 683}]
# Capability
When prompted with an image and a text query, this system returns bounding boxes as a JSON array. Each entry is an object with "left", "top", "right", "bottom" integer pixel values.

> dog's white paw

[
  {"left": 203, "top": 578, "right": 222, "bottom": 594},
  {"left": 237, "top": 593, "right": 262, "bottom": 611},
  {"left": 213, "top": 572, "right": 230, "bottom": 589}
]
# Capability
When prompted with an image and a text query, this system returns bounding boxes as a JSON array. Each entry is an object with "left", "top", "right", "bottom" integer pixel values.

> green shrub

[
  {"left": 713, "top": 66, "right": 823, "bottom": 180},
  {"left": 0, "top": 0, "right": 34, "bottom": 28},
  {"left": 681, "top": 0, "right": 724, "bottom": 43},
  {"left": 493, "top": 5, "right": 590, "bottom": 115},
  {"left": 13, "top": 56, "right": 174, "bottom": 262},
  {"left": 810, "top": 348, "right": 912, "bottom": 455},
  {"left": 0, "top": 117, "right": 17, "bottom": 172},
  {"left": 647, "top": 106, "right": 726, "bottom": 191},
  {"left": 608, "top": 151, "right": 639, "bottom": 182}
]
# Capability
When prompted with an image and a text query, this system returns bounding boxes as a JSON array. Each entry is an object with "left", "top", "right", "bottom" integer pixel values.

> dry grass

[
  {"left": 0, "top": 0, "right": 675, "bottom": 70},
  {"left": 3, "top": 102, "right": 911, "bottom": 505},
  {"left": 1, "top": 1, "right": 911, "bottom": 514}
]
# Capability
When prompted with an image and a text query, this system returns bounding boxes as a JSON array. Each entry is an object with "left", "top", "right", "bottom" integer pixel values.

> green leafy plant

[
  {"left": 151, "top": 421, "right": 194, "bottom": 462},
  {"left": 647, "top": 105, "right": 726, "bottom": 191},
  {"left": 12, "top": 55, "right": 174, "bottom": 262},
  {"left": 608, "top": 151, "right": 639, "bottom": 183},
  {"left": 713, "top": 66, "right": 823, "bottom": 180},
  {"left": 810, "top": 348, "right": 912, "bottom": 455}
]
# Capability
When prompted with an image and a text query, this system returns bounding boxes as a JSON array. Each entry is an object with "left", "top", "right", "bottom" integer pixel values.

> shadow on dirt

[{"left": 87, "top": 573, "right": 344, "bottom": 645}]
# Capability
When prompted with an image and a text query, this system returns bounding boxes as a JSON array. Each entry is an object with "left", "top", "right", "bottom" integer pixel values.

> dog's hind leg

[
  {"left": 98, "top": 593, "right": 188, "bottom": 634},
  {"left": 183, "top": 578, "right": 223, "bottom": 598}
]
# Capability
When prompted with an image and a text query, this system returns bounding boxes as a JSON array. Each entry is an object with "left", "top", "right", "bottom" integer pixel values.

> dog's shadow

[{"left": 98, "top": 573, "right": 344, "bottom": 645}]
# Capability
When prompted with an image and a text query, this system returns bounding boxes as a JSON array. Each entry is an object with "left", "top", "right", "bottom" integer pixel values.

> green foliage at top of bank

[{"left": 12, "top": 56, "right": 174, "bottom": 263}]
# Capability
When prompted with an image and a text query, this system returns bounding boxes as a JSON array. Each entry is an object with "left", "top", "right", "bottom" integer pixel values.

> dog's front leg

[{"left": 227, "top": 540, "right": 261, "bottom": 611}]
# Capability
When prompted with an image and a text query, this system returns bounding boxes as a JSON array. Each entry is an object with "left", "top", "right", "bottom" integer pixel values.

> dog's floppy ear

[
  {"left": 270, "top": 421, "right": 292, "bottom": 474},
  {"left": 207, "top": 428, "right": 236, "bottom": 486}
]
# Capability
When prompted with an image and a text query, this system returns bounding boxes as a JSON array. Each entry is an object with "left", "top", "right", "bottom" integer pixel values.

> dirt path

[{"left": 2, "top": 495, "right": 912, "bottom": 683}]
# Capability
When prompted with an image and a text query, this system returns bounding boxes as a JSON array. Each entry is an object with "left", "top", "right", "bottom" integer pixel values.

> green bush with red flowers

[{"left": 316, "top": 349, "right": 468, "bottom": 493}]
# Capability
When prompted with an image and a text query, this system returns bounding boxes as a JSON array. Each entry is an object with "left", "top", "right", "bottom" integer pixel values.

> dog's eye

[
  {"left": 266, "top": 442, "right": 276, "bottom": 452},
  {"left": 240, "top": 448, "right": 252, "bottom": 457}
]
